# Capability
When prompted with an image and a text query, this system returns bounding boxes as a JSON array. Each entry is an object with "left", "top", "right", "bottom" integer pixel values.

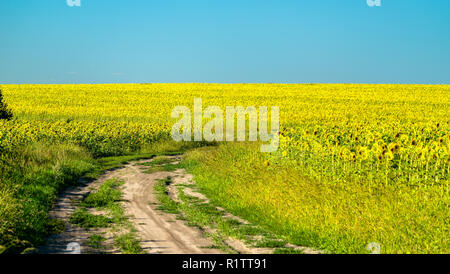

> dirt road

[
  {"left": 39, "top": 156, "right": 222, "bottom": 254},
  {"left": 120, "top": 158, "right": 222, "bottom": 254}
]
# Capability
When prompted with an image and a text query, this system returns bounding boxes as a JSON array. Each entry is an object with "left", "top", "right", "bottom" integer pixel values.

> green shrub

[
  {"left": 0, "top": 89, "right": 13, "bottom": 120},
  {"left": 114, "top": 233, "right": 143, "bottom": 254},
  {"left": 87, "top": 234, "right": 106, "bottom": 249},
  {"left": 44, "top": 219, "right": 66, "bottom": 235}
]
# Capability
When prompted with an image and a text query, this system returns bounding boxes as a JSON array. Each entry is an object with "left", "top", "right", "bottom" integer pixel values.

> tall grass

[
  {"left": 0, "top": 142, "right": 97, "bottom": 253},
  {"left": 183, "top": 142, "right": 449, "bottom": 254}
]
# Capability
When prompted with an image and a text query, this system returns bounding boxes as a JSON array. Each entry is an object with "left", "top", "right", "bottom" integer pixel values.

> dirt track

[
  {"left": 120, "top": 159, "right": 222, "bottom": 254},
  {"left": 39, "top": 156, "right": 222, "bottom": 254}
]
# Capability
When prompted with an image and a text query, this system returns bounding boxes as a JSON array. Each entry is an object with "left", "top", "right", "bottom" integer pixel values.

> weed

[
  {"left": 153, "top": 178, "right": 180, "bottom": 214},
  {"left": 69, "top": 208, "right": 112, "bottom": 228},
  {"left": 81, "top": 179, "right": 123, "bottom": 208},
  {"left": 273, "top": 247, "right": 305, "bottom": 254},
  {"left": 254, "top": 239, "right": 287, "bottom": 248},
  {"left": 87, "top": 234, "right": 106, "bottom": 249},
  {"left": 114, "top": 233, "right": 144, "bottom": 254},
  {"left": 44, "top": 219, "right": 66, "bottom": 235}
]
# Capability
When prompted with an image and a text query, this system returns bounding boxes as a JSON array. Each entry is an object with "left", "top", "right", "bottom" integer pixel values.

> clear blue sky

[{"left": 1, "top": 0, "right": 449, "bottom": 84}]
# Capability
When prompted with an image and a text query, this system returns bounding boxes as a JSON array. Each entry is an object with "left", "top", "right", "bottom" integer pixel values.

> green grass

[
  {"left": 273, "top": 248, "right": 305, "bottom": 254},
  {"left": 142, "top": 156, "right": 174, "bottom": 166},
  {"left": 254, "top": 239, "right": 287, "bottom": 248},
  {"left": 69, "top": 178, "right": 127, "bottom": 229},
  {"left": 183, "top": 142, "right": 450, "bottom": 254},
  {"left": 44, "top": 219, "right": 66, "bottom": 235},
  {"left": 87, "top": 234, "right": 106, "bottom": 249},
  {"left": 141, "top": 156, "right": 183, "bottom": 173},
  {"left": 81, "top": 179, "right": 124, "bottom": 208},
  {"left": 143, "top": 163, "right": 180, "bottom": 173},
  {"left": 0, "top": 142, "right": 97, "bottom": 253},
  {"left": 114, "top": 233, "right": 144, "bottom": 254},
  {"left": 69, "top": 208, "right": 113, "bottom": 228},
  {"left": 153, "top": 178, "right": 180, "bottom": 214}
]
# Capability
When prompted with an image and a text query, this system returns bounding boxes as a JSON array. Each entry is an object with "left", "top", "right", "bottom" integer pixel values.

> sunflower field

[{"left": 0, "top": 83, "right": 449, "bottom": 253}]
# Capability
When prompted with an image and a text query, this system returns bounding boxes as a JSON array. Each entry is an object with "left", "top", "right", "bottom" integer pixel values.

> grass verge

[
  {"left": 182, "top": 142, "right": 449, "bottom": 254},
  {"left": 0, "top": 142, "right": 97, "bottom": 253}
]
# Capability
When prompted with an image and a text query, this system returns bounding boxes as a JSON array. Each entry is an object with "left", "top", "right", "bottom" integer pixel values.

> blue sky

[{"left": 0, "top": 0, "right": 449, "bottom": 84}]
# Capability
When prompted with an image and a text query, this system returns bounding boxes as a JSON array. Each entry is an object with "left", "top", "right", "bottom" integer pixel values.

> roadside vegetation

[
  {"left": 153, "top": 175, "right": 306, "bottom": 254},
  {"left": 87, "top": 234, "right": 106, "bottom": 250},
  {"left": 183, "top": 142, "right": 449, "bottom": 254},
  {"left": 0, "top": 142, "right": 96, "bottom": 253}
]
